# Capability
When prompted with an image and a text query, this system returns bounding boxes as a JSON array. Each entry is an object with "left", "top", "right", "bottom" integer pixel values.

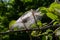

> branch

[{"left": 0, "top": 24, "right": 60, "bottom": 35}]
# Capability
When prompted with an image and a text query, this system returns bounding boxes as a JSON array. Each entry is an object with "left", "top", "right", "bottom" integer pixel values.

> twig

[
  {"left": 32, "top": 10, "right": 39, "bottom": 29},
  {"left": 0, "top": 24, "right": 60, "bottom": 35}
]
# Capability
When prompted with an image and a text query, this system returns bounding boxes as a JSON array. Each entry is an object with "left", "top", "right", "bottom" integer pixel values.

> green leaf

[
  {"left": 49, "top": 2, "right": 60, "bottom": 12},
  {"left": 46, "top": 29, "right": 52, "bottom": 33},
  {"left": 31, "top": 24, "right": 36, "bottom": 28},
  {"left": 31, "top": 31, "right": 41, "bottom": 37},
  {"left": 46, "top": 12, "right": 58, "bottom": 20},
  {"left": 21, "top": 0, "right": 32, "bottom": 2},
  {"left": 9, "top": 20, "right": 16, "bottom": 28},
  {"left": 54, "top": 8, "right": 60, "bottom": 16},
  {"left": 48, "top": 35, "right": 52, "bottom": 40},
  {"left": 14, "top": 27, "right": 19, "bottom": 31},
  {"left": 9, "top": 0, "right": 15, "bottom": 4},
  {"left": 42, "top": 35, "right": 46, "bottom": 40},
  {"left": 3, "top": 35, "right": 9, "bottom": 39},
  {"left": 37, "top": 20, "right": 42, "bottom": 27},
  {"left": 39, "top": 7, "right": 48, "bottom": 13},
  {"left": 53, "top": 21, "right": 58, "bottom": 25}
]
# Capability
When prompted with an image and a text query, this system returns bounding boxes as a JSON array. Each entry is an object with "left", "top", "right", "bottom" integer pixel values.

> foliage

[
  {"left": 1, "top": 0, "right": 60, "bottom": 40},
  {"left": 31, "top": 2, "right": 60, "bottom": 40},
  {"left": 9, "top": 20, "right": 16, "bottom": 28}
]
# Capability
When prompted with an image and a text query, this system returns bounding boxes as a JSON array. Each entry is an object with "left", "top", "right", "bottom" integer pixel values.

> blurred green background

[{"left": 1, "top": 0, "right": 59, "bottom": 40}]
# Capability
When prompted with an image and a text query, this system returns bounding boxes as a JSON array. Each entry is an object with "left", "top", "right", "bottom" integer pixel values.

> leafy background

[{"left": 1, "top": 0, "right": 60, "bottom": 40}]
